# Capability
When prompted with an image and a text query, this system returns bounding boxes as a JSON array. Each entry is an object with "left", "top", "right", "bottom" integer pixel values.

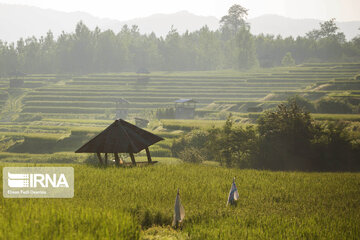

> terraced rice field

[
  {"left": 5, "top": 63, "right": 356, "bottom": 118},
  {"left": 0, "top": 63, "right": 358, "bottom": 159}
]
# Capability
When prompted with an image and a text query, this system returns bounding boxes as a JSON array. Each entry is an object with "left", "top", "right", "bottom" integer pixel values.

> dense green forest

[{"left": 0, "top": 5, "right": 360, "bottom": 76}]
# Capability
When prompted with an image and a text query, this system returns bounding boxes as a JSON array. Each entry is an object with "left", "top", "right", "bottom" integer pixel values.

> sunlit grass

[{"left": 0, "top": 163, "right": 359, "bottom": 239}]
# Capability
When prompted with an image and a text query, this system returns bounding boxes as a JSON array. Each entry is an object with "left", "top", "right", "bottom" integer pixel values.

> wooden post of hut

[
  {"left": 96, "top": 153, "right": 103, "bottom": 164},
  {"left": 129, "top": 153, "right": 136, "bottom": 166},
  {"left": 105, "top": 153, "right": 108, "bottom": 165},
  {"left": 145, "top": 148, "right": 152, "bottom": 163},
  {"left": 114, "top": 153, "right": 120, "bottom": 166}
]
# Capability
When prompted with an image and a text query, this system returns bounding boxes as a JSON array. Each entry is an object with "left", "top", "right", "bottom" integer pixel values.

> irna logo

[
  {"left": 3, "top": 167, "right": 74, "bottom": 198},
  {"left": 8, "top": 172, "right": 69, "bottom": 188}
]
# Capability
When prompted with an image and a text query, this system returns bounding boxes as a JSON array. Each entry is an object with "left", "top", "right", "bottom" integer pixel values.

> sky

[{"left": 0, "top": 0, "right": 359, "bottom": 21}]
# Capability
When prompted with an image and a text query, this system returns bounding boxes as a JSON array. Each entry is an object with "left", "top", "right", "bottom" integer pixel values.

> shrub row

[{"left": 172, "top": 101, "right": 360, "bottom": 171}]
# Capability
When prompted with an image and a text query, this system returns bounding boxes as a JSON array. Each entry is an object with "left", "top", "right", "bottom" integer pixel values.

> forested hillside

[{"left": 1, "top": 6, "right": 360, "bottom": 76}]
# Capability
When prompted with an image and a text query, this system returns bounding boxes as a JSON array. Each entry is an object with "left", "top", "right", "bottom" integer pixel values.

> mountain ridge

[{"left": 0, "top": 3, "right": 358, "bottom": 43}]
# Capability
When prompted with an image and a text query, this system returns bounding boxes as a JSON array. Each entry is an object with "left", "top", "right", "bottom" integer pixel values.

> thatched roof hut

[{"left": 75, "top": 119, "right": 163, "bottom": 166}]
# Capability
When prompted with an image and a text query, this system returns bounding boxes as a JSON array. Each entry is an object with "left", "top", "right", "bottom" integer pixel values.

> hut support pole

[
  {"left": 129, "top": 153, "right": 136, "bottom": 166},
  {"left": 114, "top": 153, "right": 120, "bottom": 166},
  {"left": 96, "top": 153, "right": 103, "bottom": 165},
  {"left": 145, "top": 148, "right": 152, "bottom": 163},
  {"left": 105, "top": 153, "right": 108, "bottom": 166}
]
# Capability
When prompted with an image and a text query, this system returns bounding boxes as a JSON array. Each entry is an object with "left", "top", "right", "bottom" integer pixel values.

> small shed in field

[
  {"left": 115, "top": 98, "right": 129, "bottom": 119},
  {"left": 175, "top": 99, "right": 197, "bottom": 119},
  {"left": 75, "top": 119, "right": 163, "bottom": 166}
]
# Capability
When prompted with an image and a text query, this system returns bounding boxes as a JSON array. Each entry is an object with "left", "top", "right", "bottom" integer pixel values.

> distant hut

[
  {"left": 115, "top": 98, "right": 129, "bottom": 119},
  {"left": 175, "top": 99, "right": 197, "bottom": 119},
  {"left": 75, "top": 119, "right": 163, "bottom": 166}
]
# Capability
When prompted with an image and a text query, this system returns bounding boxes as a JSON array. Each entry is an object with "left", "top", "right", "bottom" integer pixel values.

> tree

[
  {"left": 281, "top": 52, "right": 295, "bottom": 66},
  {"left": 220, "top": 4, "right": 257, "bottom": 69},
  {"left": 305, "top": 19, "right": 346, "bottom": 61},
  {"left": 220, "top": 4, "right": 249, "bottom": 34},
  {"left": 236, "top": 29, "right": 258, "bottom": 69},
  {"left": 257, "top": 100, "right": 315, "bottom": 170},
  {"left": 55, "top": 31, "right": 72, "bottom": 73},
  {"left": 319, "top": 18, "right": 345, "bottom": 42},
  {"left": 0, "top": 15, "right": 359, "bottom": 74},
  {"left": 204, "top": 115, "right": 259, "bottom": 168},
  {"left": 352, "top": 28, "right": 360, "bottom": 49},
  {"left": 194, "top": 26, "right": 222, "bottom": 70},
  {"left": 306, "top": 18, "right": 345, "bottom": 43},
  {"left": 95, "top": 29, "right": 120, "bottom": 72},
  {"left": 40, "top": 30, "right": 56, "bottom": 73},
  {"left": 288, "top": 95, "right": 315, "bottom": 113},
  {"left": 72, "top": 21, "right": 95, "bottom": 73},
  {"left": 316, "top": 97, "right": 353, "bottom": 114},
  {"left": 0, "top": 42, "right": 18, "bottom": 76},
  {"left": 312, "top": 121, "right": 353, "bottom": 171},
  {"left": 161, "top": 26, "right": 191, "bottom": 71}
]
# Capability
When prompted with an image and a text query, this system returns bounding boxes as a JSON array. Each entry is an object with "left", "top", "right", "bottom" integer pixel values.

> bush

[
  {"left": 208, "top": 118, "right": 259, "bottom": 168},
  {"left": 311, "top": 121, "right": 355, "bottom": 171},
  {"left": 256, "top": 101, "right": 360, "bottom": 171},
  {"left": 171, "top": 102, "right": 360, "bottom": 171},
  {"left": 178, "top": 147, "right": 205, "bottom": 163},
  {"left": 281, "top": 52, "right": 295, "bottom": 66},
  {"left": 288, "top": 95, "right": 316, "bottom": 113},
  {"left": 171, "top": 130, "right": 210, "bottom": 158},
  {"left": 316, "top": 97, "right": 353, "bottom": 114},
  {"left": 84, "top": 153, "right": 100, "bottom": 165},
  {"left": 172, "top": 117, "right": 259, "bottom": 168},
  {"left": 257, "top": 100, "right": 315, "bottom": 170}
]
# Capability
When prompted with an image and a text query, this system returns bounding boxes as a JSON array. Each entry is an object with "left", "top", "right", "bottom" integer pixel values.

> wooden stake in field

[{"left": 75, "top": 119, "right": 163, "bottom": 166}]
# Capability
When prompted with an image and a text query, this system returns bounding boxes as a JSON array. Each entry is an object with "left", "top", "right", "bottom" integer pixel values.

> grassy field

[
  {"left": 0, "top": 163, "right": 359, "bottom": 239},
  {"left": 0, "top": 64, "right": 359, "bottom": 238}
]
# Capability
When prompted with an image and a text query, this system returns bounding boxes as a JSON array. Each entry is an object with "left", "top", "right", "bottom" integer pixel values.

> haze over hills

[
  {"left": 250, "top": 14, "right": 359, "bottom": 40},
  {"left": 109, "top": 11, "right": 219, "bottom": 37},
  {"left": 0, "top": 3, "right": 359, "bottom": 43}
]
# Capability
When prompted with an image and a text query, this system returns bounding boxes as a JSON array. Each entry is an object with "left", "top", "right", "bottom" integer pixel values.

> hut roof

[{"left": 75, "top": 119, "right": 163, "bottom": 154}]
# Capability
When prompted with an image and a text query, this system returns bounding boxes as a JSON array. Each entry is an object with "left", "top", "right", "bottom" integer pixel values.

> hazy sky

[{"left": 1, "top": 0, "right": 359, "bottom": 21}]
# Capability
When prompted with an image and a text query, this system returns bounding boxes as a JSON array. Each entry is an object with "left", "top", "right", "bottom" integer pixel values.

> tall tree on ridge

[{"left": 220, "top": 4, "right": 257, "bottom": 69}]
